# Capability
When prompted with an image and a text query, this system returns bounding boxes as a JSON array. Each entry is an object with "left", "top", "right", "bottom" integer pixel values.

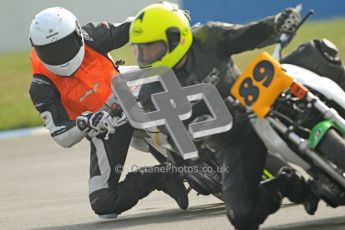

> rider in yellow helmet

[
  {"left": 130, "top": 2, "right": 319, "bottom": 230},
  {"left": 130, "top": 2, "right": 192, "bottom": 69}
]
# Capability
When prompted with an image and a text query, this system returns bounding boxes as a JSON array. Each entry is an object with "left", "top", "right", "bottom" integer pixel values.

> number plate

[{"left": 231, "top": 52, "right": 294, "bottom": 118}]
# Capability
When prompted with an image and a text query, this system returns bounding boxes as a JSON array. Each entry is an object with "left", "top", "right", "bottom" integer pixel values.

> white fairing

[
  {"left": 253, "top": 64, "right": 345, "bottom": 170},
  {"left": 130, "top": 135, "right": 150, "bottom": 152},
  {"left": 282, "top": 64, "right": 345, "bottom": 109},
  {"left": 129, "top": 128, "right": 174, "bottom": 159},
  {"left": 144, "top": 128, "right": 175, "bottom": 158}
]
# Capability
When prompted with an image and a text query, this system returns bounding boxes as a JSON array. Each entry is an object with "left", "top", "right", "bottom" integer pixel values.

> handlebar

[{"left": 272, "top": 5, "right": 314, "bottom": 60}]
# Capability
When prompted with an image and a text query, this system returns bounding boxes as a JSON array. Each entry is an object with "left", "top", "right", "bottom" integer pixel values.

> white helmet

[{"left": 30, "top": 7, "right": 85, "bottom": 76}]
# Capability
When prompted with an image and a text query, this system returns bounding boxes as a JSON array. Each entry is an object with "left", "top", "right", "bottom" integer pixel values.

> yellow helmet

[{"left": 129, "top": 2, "right": 193, "bottom": 68}]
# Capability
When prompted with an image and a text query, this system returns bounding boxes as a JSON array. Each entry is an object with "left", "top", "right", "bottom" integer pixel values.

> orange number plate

[{"left": 231, "top": 52, "right": 294, "bottom": 118}]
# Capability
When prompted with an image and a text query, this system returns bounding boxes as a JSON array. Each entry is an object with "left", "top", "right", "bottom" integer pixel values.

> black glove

[
  {"left": 274, "top": 8, "right": 301, "bottom": 34},
  {"left": 76, "top": 111, "right": 117, "bottom": 134}
]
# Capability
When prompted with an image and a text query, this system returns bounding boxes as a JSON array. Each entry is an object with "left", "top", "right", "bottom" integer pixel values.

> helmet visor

[
  {"left": 32, "top": 29, "right": 83, "bottom": 66},
  {"left": 132, "top": 41, "right": 167, "bottom": 67}
]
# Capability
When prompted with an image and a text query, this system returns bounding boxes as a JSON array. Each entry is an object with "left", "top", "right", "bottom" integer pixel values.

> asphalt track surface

[{"left": 1, "top": 133, "right": 345, "bottom": 230}]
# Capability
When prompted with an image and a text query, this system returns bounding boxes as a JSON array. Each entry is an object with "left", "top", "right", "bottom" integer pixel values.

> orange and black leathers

[
  {"left": 31, "top": 45, "right": 118, "bottom": 120},
  {"left": 29, "top": 21, "right": 138, "bottom": 215},
  {"left": 29, "top": 21, "right": 130, "bottom": 138},
  {"left": 29, "top": 21, "right": 187, "bottom": 217}
]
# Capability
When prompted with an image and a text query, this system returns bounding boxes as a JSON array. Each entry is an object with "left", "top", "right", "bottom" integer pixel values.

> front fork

[
  {"left": 306, "top": 92, "right": 345, "bottom": 134},
  {"left": 267, "top": 117, "right": 345, "bottom": 191},
  {"left": 267, "top": 88, "right": 345, "bottom": 190}
]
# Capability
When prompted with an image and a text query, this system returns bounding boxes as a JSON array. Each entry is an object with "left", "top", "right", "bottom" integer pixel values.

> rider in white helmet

[
  {"left": 30, "top": 7, "right": 84, "bottom": 76},
  {"left": 29, "top": 6, "right": 188, "bottom": 219}
]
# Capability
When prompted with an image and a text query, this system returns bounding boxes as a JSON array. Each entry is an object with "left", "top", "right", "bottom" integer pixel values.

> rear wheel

[{"left": 317, "top": 129, "right": 345, "bottom": 170}]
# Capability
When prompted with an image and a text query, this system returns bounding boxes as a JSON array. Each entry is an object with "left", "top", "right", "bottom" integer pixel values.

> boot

[
  {"left": 135, "top": 164, "right": 189, "bottom": 210},
  {"left": 302, "top": 184, "right": 319, "bottom": 215},
  {"left": 262, "top": 166, "right": 319, "bottom": 215},
  {"left": 224, "top": 185, "right": 282, "bottom": 230},
  {"left": 257, "top": 186, "right": 283, "bottom": 217},
  {"left": 156, "top": 172, "right": 189, "bottom": 210}
]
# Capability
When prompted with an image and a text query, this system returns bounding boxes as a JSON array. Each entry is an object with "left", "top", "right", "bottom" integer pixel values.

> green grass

[
  {"left": 0, "top": 18, "right": 344, "bottom": 131},
  {"left": 0, "top": 51, "right": 41, "bottom": 130}
]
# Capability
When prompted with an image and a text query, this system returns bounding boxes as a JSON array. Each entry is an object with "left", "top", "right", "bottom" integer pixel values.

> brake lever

[{"left": 273, "top": 9, "right": 314, "bottom": 61}]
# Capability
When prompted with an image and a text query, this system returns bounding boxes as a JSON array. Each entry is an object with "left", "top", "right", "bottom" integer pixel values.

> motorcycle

[
  {"left": 117, "top": 6, "right": 345, "bottom": 205},
  {"left": 230, "top": 8, "right": 345, "bottom": 208}
]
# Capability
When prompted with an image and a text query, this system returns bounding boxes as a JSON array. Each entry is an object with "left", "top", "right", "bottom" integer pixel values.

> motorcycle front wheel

[{"left": 318, "top": 129, "right": 345, "bottom": 171}]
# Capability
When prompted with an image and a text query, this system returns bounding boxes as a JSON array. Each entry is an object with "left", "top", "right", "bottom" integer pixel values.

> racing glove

[
  {"left": 274, "top": 8, "right": 301, "bottom": 34},
  {"left": 76, "top": 111, "right": 123, "bottom": 139}
]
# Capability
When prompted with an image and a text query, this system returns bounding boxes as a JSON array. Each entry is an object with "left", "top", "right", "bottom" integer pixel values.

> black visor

[{"left": 32, "top": 29, "right": 83, "bottom": 66}]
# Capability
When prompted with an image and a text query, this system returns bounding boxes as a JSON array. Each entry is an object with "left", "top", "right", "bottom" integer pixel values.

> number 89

[{"left": 238, "top": 60, "right": 275, "bottom": 106}]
